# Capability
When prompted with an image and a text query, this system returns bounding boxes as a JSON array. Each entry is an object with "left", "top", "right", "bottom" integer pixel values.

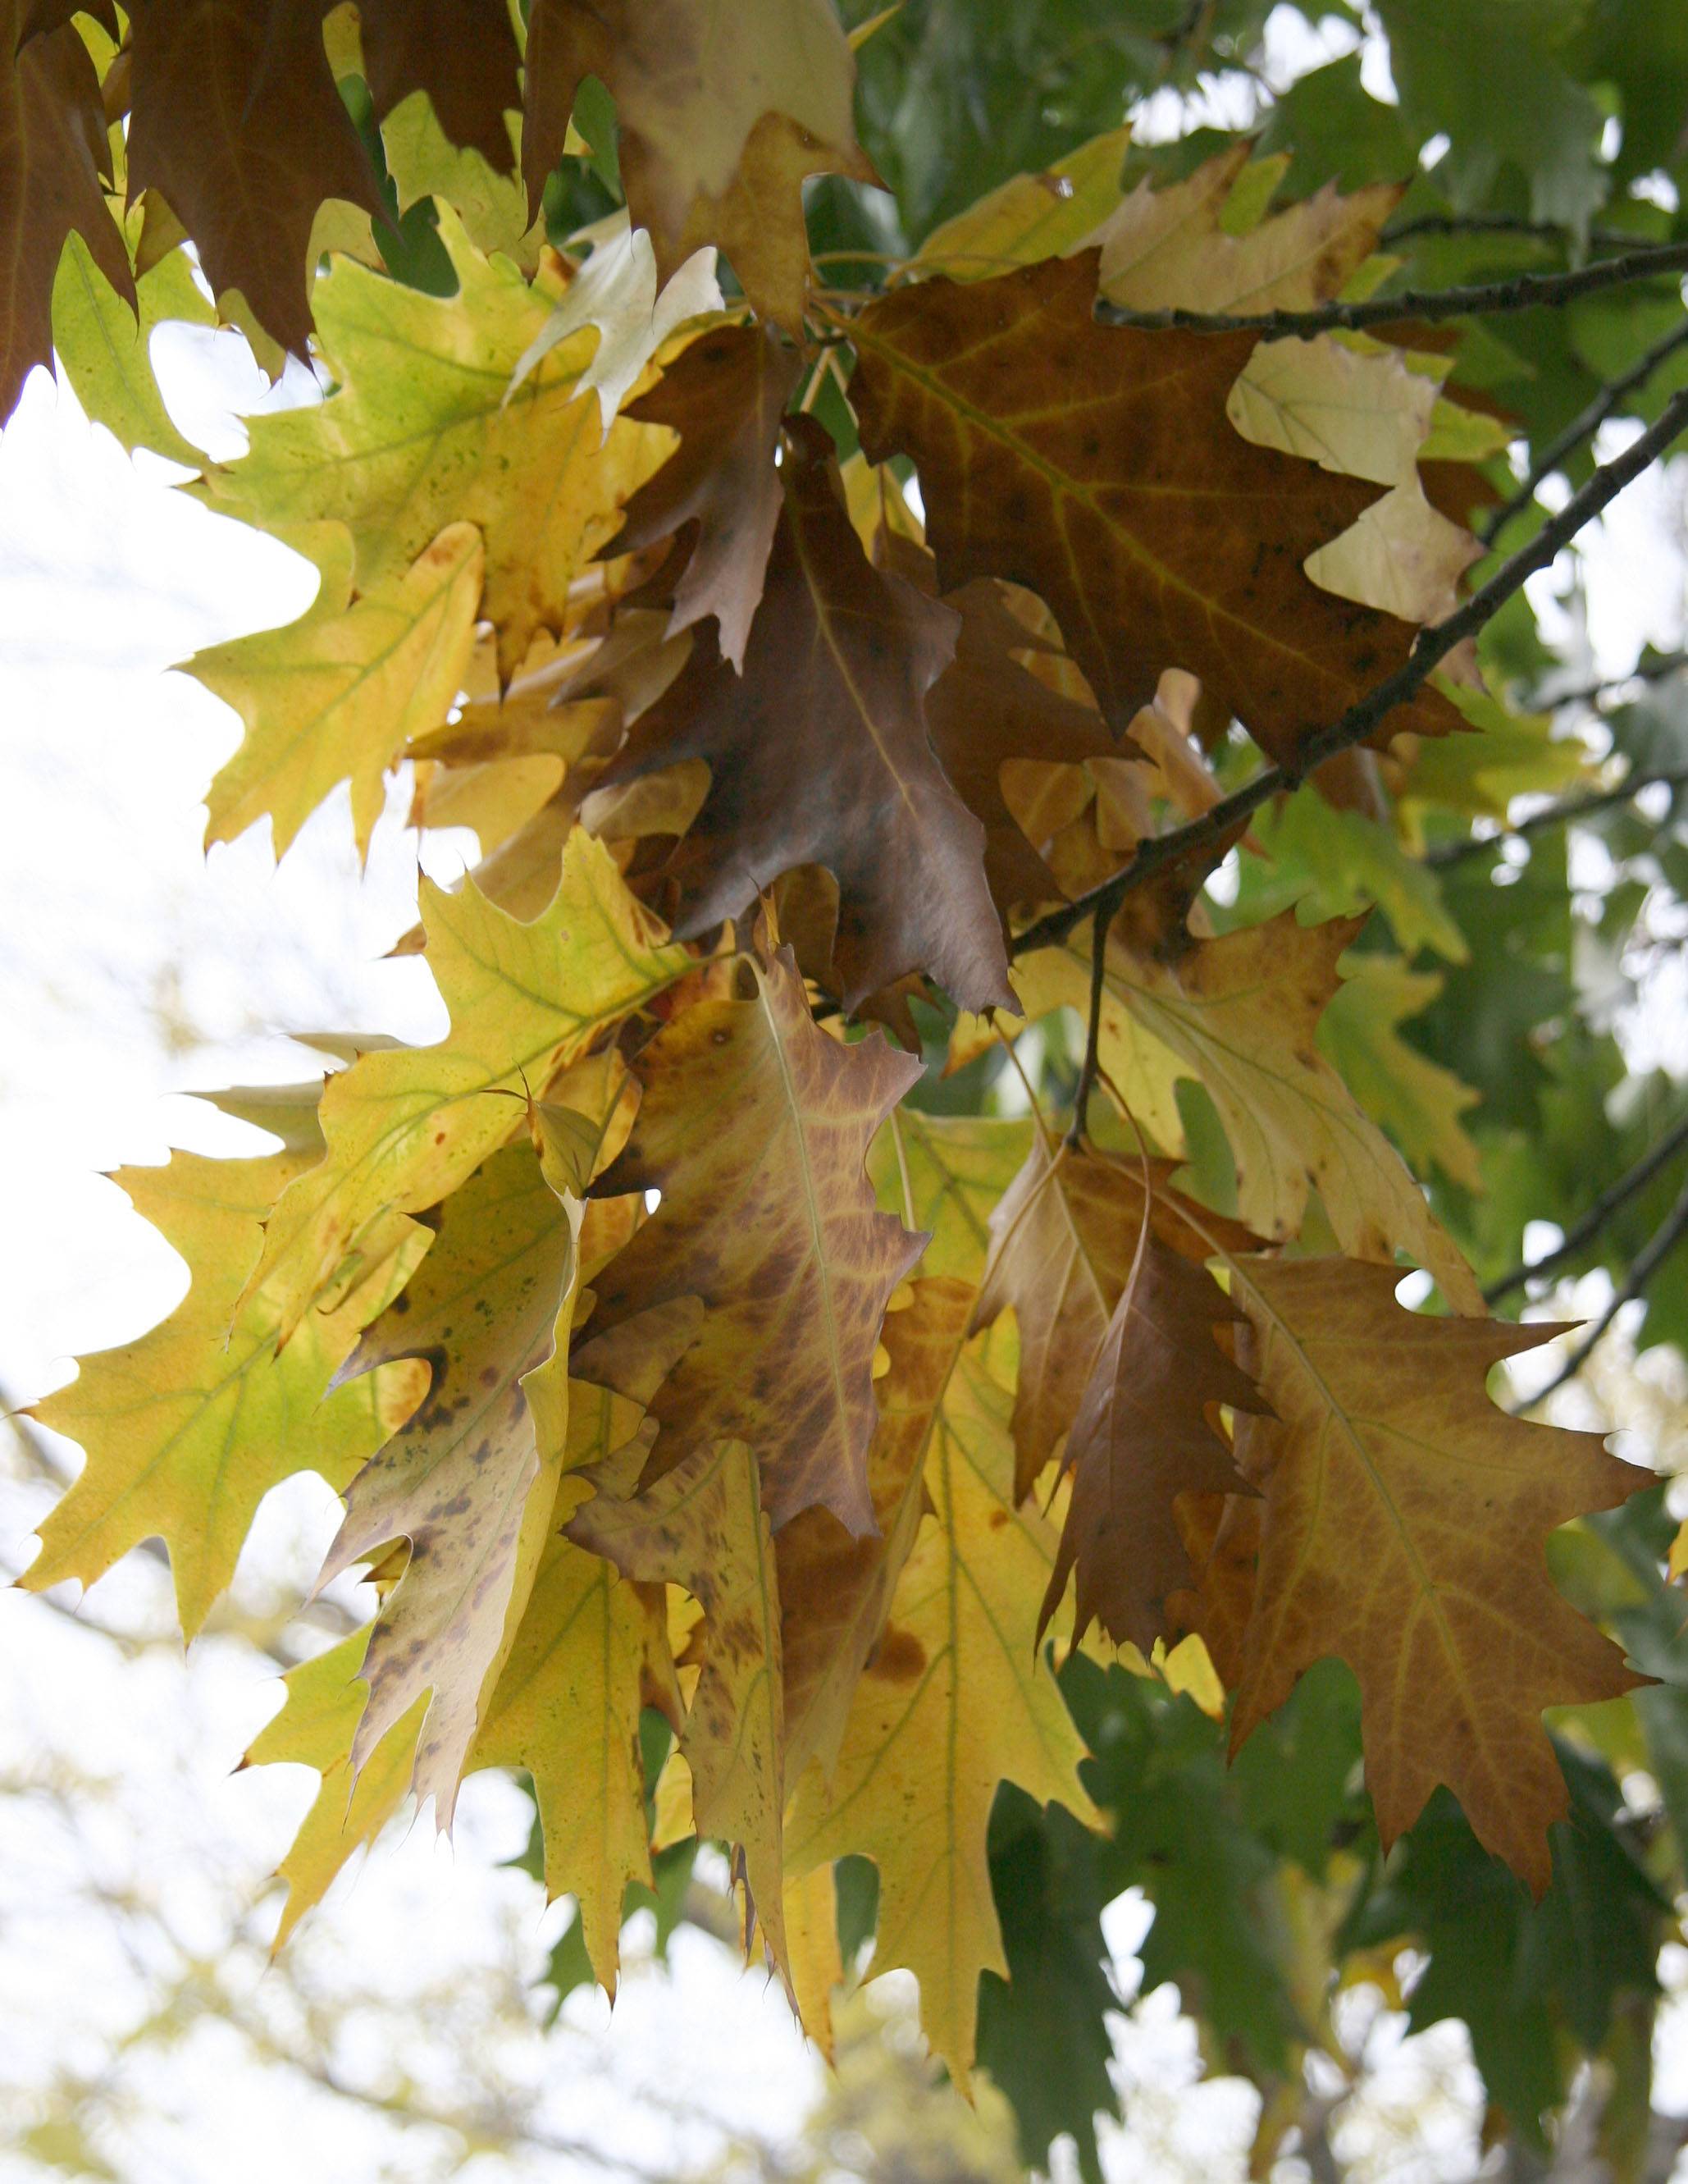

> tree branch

[
  {"left": 1096, "top": 240, "right": 1688, "bottom": 336},
  {"left": 1011, "top": 384, "right": 1688, "bottom": 961},
  {"left": 1533, "top": 647, "right": 1688, "bottom": 711},
  {"left": 1512, "top": 1171, "right": 1688, "bottom": 1410},
  {"left": 1065, "top": 902, "right": 1110, "bottom": 1147},
  {"left": 1485, "top": 1111, "right": 1688, "bottom": 1304},
  {"left": 1426, "top": 765, "right": 1688, "bottom": 869},
  {"left": 1480, "top": 315, "right": 1688, "bottom": 542},
  {"left": 1380, "top": 212, "right": 1662, "bottom": 250}
]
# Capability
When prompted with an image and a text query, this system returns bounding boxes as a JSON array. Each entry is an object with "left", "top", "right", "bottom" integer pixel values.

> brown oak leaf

[
  {"left": 600, "top": 414, "right": 1013, "bottom": 1013},
  {"left": 848, "top": 251, "right": 1461, "bottom": 762},
  {"left": 582, "top": 942, "right": 925, "bottom": 1533},
  {"left": 358, "top": 0, "right": 522, "bottom": 170},
  {"left": 127, "top": 0, "right": 382, "bottom": 354}
]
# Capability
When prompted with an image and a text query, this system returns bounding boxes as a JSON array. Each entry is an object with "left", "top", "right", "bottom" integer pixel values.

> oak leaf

[
  {"left": 913, "top": 126, "right": 1135, "bottom": 280},
  {"left": 865, "top": 1110, "right": 1035, "bottom": 1285},
  {"left": 24, "top": 1149, "right": 428, "bottom": 1637},
  {"left": 246, "top": 829, "right": 690, "bottom": 1342},
  {"left": 194, "top": 521, "right": 483, "bottom": 860},
  {"left": 1093, "top": 148, "right": 1401, "bottom": 313},
  {"left": 126, "top": 0, "right": 381, "bottom": 354},
  {"left": 787, "top": 1325, "right": 1097, "bottom": 2087},
  {"left": 568, "top": 1437, "right": 789, "bottom": 1971},
  {"left": 472, "top": 1303, "right": 701, "bottom": 1991},
  {"left": 612, "top": 323, "right": 801, "bottom": 669},
  {"left": 600, "top": 415, "right": 1012, "bottom": 1012},
  {"left": 357, "top": 0, "right": 522, "bottom": 171},
  {"left": 318, "top": 1136, "right": 592, "bottom": 1819},
  {"left": 1225, "top": 1255, "right": 1646, "bottom": 1894},
  {"left": 1317, "top": 953, "right": 1483, "bottom": 1194},
  {"left": 523, "top": 0, "right": 876, "bottom": 327},
  {"left": 1038, "top": 1186, "right": 1261, "bottom": 1653},
  {"left": 51, "top": 218, "right": 212, "bottom": 467},
  {"left": 848, "top": 252, "right": 1459, "bottom": 761},
  {"left": 1053, "top": 907, "right": 1485, "bottom": 1310},
  {"left": 973, "top": 1135, "right": 1254, "bottom": 1501},
  {"left": 582, "top": 941, "right": 924, "bottom": 1532},
  {"left": 778, "top": 1278, "right": 974, "bottom": 1785},
  {"left": 198, "top": 209, "right": 673, "bottom": 679},
  {"left": 1, "top": 9, "right": 131, "bottom": 420}
]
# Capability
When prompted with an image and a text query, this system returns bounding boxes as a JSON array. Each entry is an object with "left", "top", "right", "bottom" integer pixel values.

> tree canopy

[{"left": 11, "top": 1, "right": 1688, "bottom": 2173}]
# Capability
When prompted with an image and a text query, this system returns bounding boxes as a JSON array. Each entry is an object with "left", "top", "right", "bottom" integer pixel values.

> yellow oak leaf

[
  {"left": 568, "top": 1437, "right": 789, "bottom": 1972},
  {"left": 244, "top": 828, "right": 690, "bottom": 1344},
  {"left": 785, "top": 1863, "right": 845, "bottom": 2059},
  {"left": 1079, "top": 908, "right": 1484, "bottom": 1310},
  {"left": 51, "top": 219, "right": 214, "bottom": 468},
  {"left": 25, "top": 1148, "right": 428, "bottom": 1638},
  {"left": 582, "top": 943, "right": 924, "bottom": 1533},
  {"left": 1223, "top": 1254, "right": 1645, "bottom": 1894},
  {"left": 787, "top": 1326, "right": 1097, "bottom": 2089},
  {"left": 1093, "top": 148, "right": 1401, "bottom": 313},
  {"left": 913, "top": 125, "right": 1135, "bottom": 280},
  {"left": 1227, "top": 335, "right": 1437, "bottom": 488},
  {"left": 194, "top": 521, "right": 483, "bottom": 860},
  {"left": 865, "top": 1111, "right": 1036, "bottom": 1286},
  {"left": 243, "top": 1624, "right": 429, "bottom": 1948},
  {"left": 197, "top": 207, "right": 672, "bottom": 679}
]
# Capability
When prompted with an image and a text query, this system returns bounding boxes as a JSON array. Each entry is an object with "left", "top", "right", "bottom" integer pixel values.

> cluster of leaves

[{"left": 12, "top": 0, "right": 1688, "bottom": 2173}]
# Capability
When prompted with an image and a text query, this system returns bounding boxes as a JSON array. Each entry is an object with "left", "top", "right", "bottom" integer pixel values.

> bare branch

[
  {"left": 1095, "top": 239, "right": 1688, "bottom": 336},
  {"left": 1381, "top": 212, "right": 1662, "bottom": 250},
  {"left": 1512, "top": 1171, "right": 1688, "bottom": 1411},
  {"left": 1011, "top": 384, "right": 1688, "bottom": 962},
  {"left": 1427, "top": 765, "right": 1688, "bottom": 870},
  {"left": 1532, "top": 647, "right": 1688, "bottom": 711},
  {"left": 1481, "top": 315, "right": 1688, "bottom": 543},
  {"left": 1485, "top": 1111, "right": 1688, "bottom": 1304}
]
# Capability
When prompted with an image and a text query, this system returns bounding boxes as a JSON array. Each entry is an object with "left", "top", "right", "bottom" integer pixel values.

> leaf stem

[
  {"left": 1009, "top": 383, "right": 1688, "bottom": 961},
  {"left": 1094, "top": 239, "right": 1688, "bottom": 336}
]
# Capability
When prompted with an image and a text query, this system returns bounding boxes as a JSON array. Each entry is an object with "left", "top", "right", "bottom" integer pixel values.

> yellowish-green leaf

[
  {"left": 1317, "top": 954, "right": 1484, "bottom": 1193},
  {"left": 381, "top": 90, "right": 541, "bottom": 270},
  {"left": 865, "top": 1110, "right": 1034, "bottom": 1284},
  {"left": 1226, "top": 333, "right": 1435, "bottom": 487},
  {"left": 244, "top": 1624, "right": 429, "bottom": 1946},
  {"left": 52, "top": 222, "right": 212, "bottom": 468},
  {"left": 245, "top": 827, "right": 690, "bottom": 1343},
  {"left": 912, "top": 126, "right": 1134, "bottom": 280},
  {"left": 25, "top": 1148, "right": 428, "bottom": 1637},
  {"left": 787, "top": 1327, "right": 1097, "bottom": 2089},
  {"left": 1253, "top": 794, "right": 1469, "bottom": 962},
  {"left": 194, "top": 519, "right": 483, "bottom": 859},
  {"left": 198, "top": 207, "right": 671, "bottom": 678}
]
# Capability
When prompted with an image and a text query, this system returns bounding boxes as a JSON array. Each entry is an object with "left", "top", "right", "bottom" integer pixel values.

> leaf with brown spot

[
  {"left": 472, "top": 1303, "right": 701, "bottom": 1993},
  {"left": 1, "top": 7, "right": 131, "bottom": 422},
  {"left": 582, "top": 941, "right": 924, "bottom": 1532},
  {"left": 522, "top": 0, "right": 875, "bottom": 327},
  {"left": 568, "top": 1437, "right": 789, "bottom": 1972},
  {"left": 613, "top": 323, "right": 801, "bottom": 669},
  {"left": 847, "top": 252, "right": 1460, "bottom": 763},
  {"left": 318, "top": 1139, "right": 589, "bottom": 1821},
  {"left": 787, "top": 1323, "right": 1097, "bottom": 2089},
  {"left": 779, "top": 1277, "right": 974, "bottom": 1785},
  {"left": 1223, "top": 1255, "right": 1646, "bottom": 1894},
  {"left": 125, "top": 0, "right": 382, "bottom": 354},
  {"left": 972, "top": 1135, "right": 1253, "bottom": 1502},
  {"left": 600, "top": 414, "right": 1012, "bottom": 1013},
  {"left": 1037, "top": 1184, "right": 1261, "bottom": 1654}
]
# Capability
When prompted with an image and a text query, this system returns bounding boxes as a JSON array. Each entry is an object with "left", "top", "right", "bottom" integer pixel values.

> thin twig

[
  {"left": 1532, "top": 647, "right": 1688, "bottom": 711},
  {"left": 1486, "top": 1111, "right": 1688, "bottom": 1304},
  {"left": 1011, "top": 384, "right": 1688, "bottom": 960},
  {"left": 1380, "top": 212, "right": 1660, "bottom": 250},
  {"left": 1426, "top": 765, "right": 1688, "bottom": 868},
  {"left": 1481, "top": 315, "right": 1688, "bottom": 541},
  {"left": 1512, "top": 1172, "right": 1688, "bottom": 1410},
  {"left": 1093, "top": 239, "right": 1688, "bottom": 336},
  {"left": 1065, "top": 902, "right": 1110, "bottom": 1149}
]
